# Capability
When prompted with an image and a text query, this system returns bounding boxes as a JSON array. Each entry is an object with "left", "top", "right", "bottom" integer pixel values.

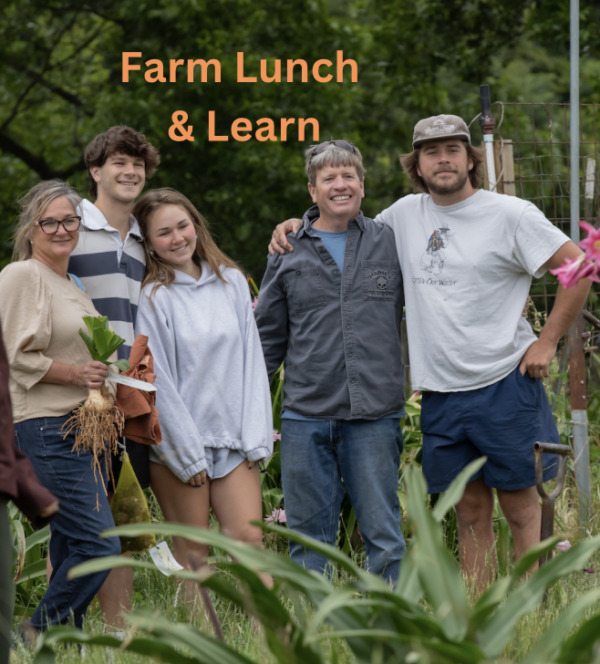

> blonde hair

[
  {"left": 12, "top": 180, "right": 81, "bottom": 261},
  {"left": 133, "top": 189, "right": 241, "bottom": 300},
  {"left": 305, "top": 144, "right": 366, "bottom": 186}
]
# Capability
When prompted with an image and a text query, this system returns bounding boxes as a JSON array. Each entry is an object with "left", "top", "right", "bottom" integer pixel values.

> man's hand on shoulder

[
  {"left": 268, "top": 219, "right": 302, "bottom": 255},
  {"left": 519, "top": 339, "right": 557, "bottom": 379}
]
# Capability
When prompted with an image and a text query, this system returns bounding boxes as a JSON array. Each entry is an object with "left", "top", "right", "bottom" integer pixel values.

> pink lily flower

[
  {"left": 264, "top": 508, "right": 287, "bottom": 524},
  {"left": 550, "top": 255, "right": 600, "bottom": 288},
  {"left": 252, "top": 296, "right": 258, "bottom": 312},
  {"left": 556, "top": 540, "right": 571, "bottom": 552},
  {"left": 273, "top": 430, "right": 281, "bottom": 442},
  {"left": 578, "top": 221, "right": 600, "bottom": 262}
]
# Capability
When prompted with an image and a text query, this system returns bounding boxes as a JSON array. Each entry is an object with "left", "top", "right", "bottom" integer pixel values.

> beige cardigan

[{"left": 0, "top": 259, "right": 116, "bottom": 423}]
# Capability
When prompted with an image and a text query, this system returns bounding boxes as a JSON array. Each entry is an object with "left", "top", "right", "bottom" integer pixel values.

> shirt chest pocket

[
  {"left": 282, "top": 267, "right": 326, "bottom": 313},
  {"left": 361, "top": 260, "right": 400, "bottom": 302}
]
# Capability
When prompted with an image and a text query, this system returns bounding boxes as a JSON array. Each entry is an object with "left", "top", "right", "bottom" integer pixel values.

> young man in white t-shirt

[{"left": 268, "top": 115, "right": 591, "bottom": 592}]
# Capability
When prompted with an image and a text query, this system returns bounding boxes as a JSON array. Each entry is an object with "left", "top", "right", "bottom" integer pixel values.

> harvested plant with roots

[{"left": 62, "top": 316, "right": 130, "bottom": 496}]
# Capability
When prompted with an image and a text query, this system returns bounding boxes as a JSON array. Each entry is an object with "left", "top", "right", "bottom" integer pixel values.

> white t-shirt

[{"left": 375, "top": 189, "right": 570, "bottom": 392}]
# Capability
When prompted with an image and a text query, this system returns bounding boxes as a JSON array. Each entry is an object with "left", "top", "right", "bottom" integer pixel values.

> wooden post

[
  {"left": 482, "top": 142, "right": 490, "bottom": 191},
  {"left": 493, "top": 139, "right": 516, "bottom": 196}
]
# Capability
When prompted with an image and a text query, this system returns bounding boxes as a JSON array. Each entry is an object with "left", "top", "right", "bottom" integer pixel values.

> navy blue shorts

[{"left": 421, "top": 366, "right": 560, "bottom": 493}]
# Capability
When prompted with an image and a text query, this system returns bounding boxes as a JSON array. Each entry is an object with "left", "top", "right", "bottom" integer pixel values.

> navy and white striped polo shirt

[{"left": 69, "top": 199, "right": 145, "bottom": 360}]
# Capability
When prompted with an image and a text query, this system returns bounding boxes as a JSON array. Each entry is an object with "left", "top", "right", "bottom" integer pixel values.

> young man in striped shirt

[{"left": 68, "top": 125, "right": 160, "bottom": 632}]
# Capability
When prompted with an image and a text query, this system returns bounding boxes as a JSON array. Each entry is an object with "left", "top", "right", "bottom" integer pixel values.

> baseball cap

[{"left": 412, "top": 114, "right": 471, "bottom": 148}]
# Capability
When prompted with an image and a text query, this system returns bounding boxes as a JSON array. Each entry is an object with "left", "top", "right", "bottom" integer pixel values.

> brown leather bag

[{"left": 115, "top": 335, "right": 162, "bottom": 446}]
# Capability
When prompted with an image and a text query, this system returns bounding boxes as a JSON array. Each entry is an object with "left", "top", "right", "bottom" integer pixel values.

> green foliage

[
  {"left": 8, "top": 503, "right": 51, "bottom": 618},
  {"left": 79, "top": 316, "right": 130, "bottom": 369},
  {"left": 33, "top": 463, "right": 600, "bottom": 664},
  {"left": 0, "top": 0, "right": 547, "bottom": 278}
]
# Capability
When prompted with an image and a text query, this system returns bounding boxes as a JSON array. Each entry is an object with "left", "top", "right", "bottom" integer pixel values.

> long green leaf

[
  {"left": 468, "top": 540, "right": 560, "bottom": 637},
  {"left": 395, "top": 541, "right": 424, "bottom": 603},
  {"left": 78, "top": 330, "right": 100, "bottom": 361},
  {"left": 68, "top": 555, "right": 211, "bottom": 581},
  {"left": 25, "top": 525, "right": 50, "bottom": 552},
  {"left": 260, "top": 521, "right": 390, "bottom": 591},
  {"left": 18, "top": 558, "right": 48, "bottom": 583},
  {"left": 522, "top": 588, "right": 600, "bottom": 664},
  {"left": 431, "top": 458, "right": 487, "bottom": 522},
  {"left": 478, "top": 535, "right": 600, "bottom": 658},
  {"left": 556, "top": 613, "right": 600, "bottom": 664},
  {"left": 11, "top": 517, "right": 27, "bottom": 582},
  {"left": 36, "top": 614, "right": 257, "bottom": 664},
  {"left": 404, "top": 466, "right": 470, "bottom": 641},
  {"left": 77, "top": 522, "right": 334, "bottom": 596}
]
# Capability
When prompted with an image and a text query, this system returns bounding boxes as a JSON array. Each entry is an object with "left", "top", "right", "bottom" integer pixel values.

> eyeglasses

[
  {"left": 36, "top": 216, "right": 82, "bottom": 234},
  {"left": 308, "top": 140, "right": 357, "bottom": 163}
]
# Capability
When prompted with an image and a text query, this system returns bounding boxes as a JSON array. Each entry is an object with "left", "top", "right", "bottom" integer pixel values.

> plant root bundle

[{"left": 61, "top": 386, "right": 125, "bottom": 504}]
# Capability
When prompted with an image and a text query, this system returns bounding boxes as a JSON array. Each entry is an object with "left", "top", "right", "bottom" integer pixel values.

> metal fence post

[
  {"left": 568, "top": 0, "right": 590, "bottom": 535},
  {"left": 569, "top": 313, "right": 591, "bottom": 534},
  {"left": 479, "top": 84, "right": 496, "bottom": 191}
]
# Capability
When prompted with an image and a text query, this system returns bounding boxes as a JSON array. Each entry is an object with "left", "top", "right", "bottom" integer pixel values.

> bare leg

[
  {"left": 97, "top": 491, "right": 132, "bottom": 630},
  {"left": 150, "top": 461, "right": 210, "bottom": 605},
  {"left": 454, "top": 477, "right": 496, "bottom": 594},
  {"left": 497, "top": 486, "right": 541, "bottom": 571},
  {"left": 210, "top": 462, "right": 273, "bottom": 588},
  {"left": 97, "top": 563, "right": 133, "bottom": 630}
]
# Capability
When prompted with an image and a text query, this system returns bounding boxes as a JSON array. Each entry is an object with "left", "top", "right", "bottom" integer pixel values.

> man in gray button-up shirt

[{"left": 255, "top": 141, "right": 406, "bottom": 584}]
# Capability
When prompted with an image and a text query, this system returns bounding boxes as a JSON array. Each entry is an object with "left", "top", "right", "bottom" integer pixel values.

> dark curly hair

[{"left": 85, "top": 125, "right": 160, "bottom": 199}]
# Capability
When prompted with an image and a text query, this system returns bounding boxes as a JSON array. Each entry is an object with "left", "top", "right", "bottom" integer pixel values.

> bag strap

[{"left": 68, "top": 273, "right": 85, "bottom": 292}]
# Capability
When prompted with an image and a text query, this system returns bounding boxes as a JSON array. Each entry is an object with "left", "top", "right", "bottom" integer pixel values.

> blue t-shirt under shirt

[
  {"left": 312, "top": 226, "right": 348, "bottom": 272},
  {"left": 282, "top": 224, "right": 405, "bottom": 421}
]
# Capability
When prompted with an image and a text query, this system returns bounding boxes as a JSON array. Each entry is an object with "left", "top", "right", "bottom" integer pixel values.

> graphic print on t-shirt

[{"left": 419, "top": 222, "right": 454, "bottom": 275}]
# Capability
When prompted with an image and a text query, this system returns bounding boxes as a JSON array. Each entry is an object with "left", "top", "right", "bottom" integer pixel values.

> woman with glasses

[{"left": 0, "top": 179, "right": 120, "bottom": 639}]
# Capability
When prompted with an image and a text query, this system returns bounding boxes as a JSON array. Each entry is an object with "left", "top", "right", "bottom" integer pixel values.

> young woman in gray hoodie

[{"left": 134, "top": 189, "right": 273, "bottom": 595}]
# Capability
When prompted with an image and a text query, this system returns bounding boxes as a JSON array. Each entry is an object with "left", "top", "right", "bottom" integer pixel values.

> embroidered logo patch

[
  {"left": 367, "top": 269, "right": 396, "bottom": 298},
  {"left": 424, "top": 118, "right": 457, "bottom": 137}
]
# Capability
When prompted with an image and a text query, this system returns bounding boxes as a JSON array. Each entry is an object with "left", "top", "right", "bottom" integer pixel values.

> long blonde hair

[
  {"left": 133, "top": 189, "right": 241, "bottom": 299},
  {"left": 12, "top": 180, "right": 81, "bottom": 261}
]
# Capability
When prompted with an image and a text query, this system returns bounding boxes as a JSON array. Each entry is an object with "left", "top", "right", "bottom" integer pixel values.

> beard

[{"left": 423, "top": 169, "right": 469, "bottom": 196}]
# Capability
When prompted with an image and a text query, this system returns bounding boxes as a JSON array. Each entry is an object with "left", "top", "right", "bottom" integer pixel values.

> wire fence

[
  {"left": 490, "top": 101, "right": 600, "bottom": 317},
  {"left": 488, "top": 101, "right": 600, "bottom": 403}
]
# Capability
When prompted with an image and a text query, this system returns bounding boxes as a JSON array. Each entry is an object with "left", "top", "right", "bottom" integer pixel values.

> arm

[
  {"left": 268, "top": 219, "right": 302, "bottom": 255},
  {"left": 41, "top": 360, "right": 109, "bottom": 389},
  {"left": 254, "top": 255, "right": 290, "bottom": 383},
  {"left": 135, "top": 290, "right": 208, "bottom": 484},
  {"left": 520, "top": 241, "right": 592, "bottom": 378}
]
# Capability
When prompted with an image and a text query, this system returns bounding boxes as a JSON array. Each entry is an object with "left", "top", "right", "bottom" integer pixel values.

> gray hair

[
  {"left": 304, "top": 144, "right": 366, "bottom": 186},
  {"left": 12, "top": 180, "right": 82, "bottom": 261}
]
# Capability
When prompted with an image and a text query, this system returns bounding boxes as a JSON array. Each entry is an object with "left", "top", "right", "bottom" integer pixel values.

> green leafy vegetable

[{"left": 79, "top": 316, "right": 130, "bottom": 371}]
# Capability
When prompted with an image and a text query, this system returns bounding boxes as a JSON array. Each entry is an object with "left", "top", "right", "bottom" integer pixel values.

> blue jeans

[
  {"left": 280, "top": 418, "right": 405, "bottom": 585},
  {"left": 15, "top": 415, "right": 120, "bottom": 630}
]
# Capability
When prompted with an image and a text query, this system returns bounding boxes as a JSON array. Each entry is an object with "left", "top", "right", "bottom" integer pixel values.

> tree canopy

[{"left": 1, "top": 0, "right": 598, "bottom": 278}]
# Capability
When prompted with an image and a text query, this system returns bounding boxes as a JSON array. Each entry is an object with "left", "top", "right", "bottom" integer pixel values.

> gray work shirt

[{"left": 255, "top": 205, "right": 405, "bottom": 420}]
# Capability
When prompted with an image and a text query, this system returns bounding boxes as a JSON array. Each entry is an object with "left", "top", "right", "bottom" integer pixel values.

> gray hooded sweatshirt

[{"left": 135, "top": 263, "right": 273, "bottom": 483}]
